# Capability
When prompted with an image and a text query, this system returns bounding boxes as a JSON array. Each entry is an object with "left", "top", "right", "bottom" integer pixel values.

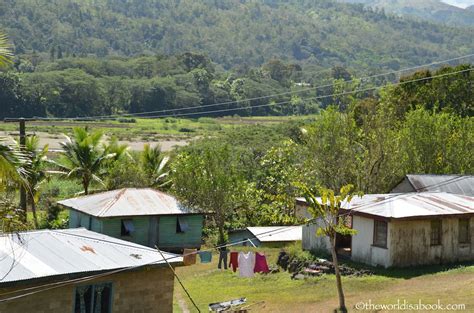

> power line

[
  {"left": 0, "top": 223, "right": 308, "bottom": 303},
  {"left": 105, "top": 67, "right": 474, "bottom": 119},
  {"left": 31, "top": 53, "right": 474, "bottom": 120}
]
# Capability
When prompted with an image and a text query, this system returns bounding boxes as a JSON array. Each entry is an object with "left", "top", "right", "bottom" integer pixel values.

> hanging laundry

[
  {"left": 198, "top": 251, "right": 212, "bottom": 263},
  {"left": 217, "top": 246, "right": 228, "bottom": 269},
  {"left": 229, "top": 251, "right": 239, "bottom": 272},
  {"left": 254, "top": 252, "right": 269, "bottom": 273},
  {"left": 238, "top": 251, "right": 255, "bottom": 278},
  {"left": 183, "top": 248, "right": 197, "bottom": 266}
]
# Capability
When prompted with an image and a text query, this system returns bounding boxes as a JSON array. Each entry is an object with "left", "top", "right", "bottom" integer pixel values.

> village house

[
  {"left": 391, "top": 174, "right": 474, "bottom": 196},
  {"left": 229, "top": 226, "right": 302, "bottom": 247},
  {"left": 0, "top": 228, "right": 182, "bottom": 313},
  {"left": 58, "top": 188, "right": 205, "bottom": 252},
  {"left": 297, "top": 192, "right": 474, "bottom": 268}
]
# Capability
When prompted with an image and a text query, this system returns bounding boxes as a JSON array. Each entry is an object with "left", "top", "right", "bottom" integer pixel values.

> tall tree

[
  {"left": 0, "top": 31, "right": 28, "bottom": 191},
  {"left": 23, "top": 136, "right": 49, "bottom": 228},
  {"left": 297, "top": 184, "right": 360, "bottom": 313},
  {"left": 172, "top": 142, "right": 249, "bottom": 244},
  {"left": 52, "top": 128, "right": 113, "bottom": 195}
]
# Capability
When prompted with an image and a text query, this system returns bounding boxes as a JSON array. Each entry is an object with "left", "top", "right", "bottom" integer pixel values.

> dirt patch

[{"left": 0, "top": 131, "right": 189, "bottom": 152}]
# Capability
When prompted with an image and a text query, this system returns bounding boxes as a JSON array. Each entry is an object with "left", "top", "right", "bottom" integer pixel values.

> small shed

[
  {"left": 229, "top": 226, "right": 302, "bottom": 247},
  {"left": 0, "top": 228, "right": 182, "bottom": 313},
  {"left": 58, "top": 188, "right": 205, "bottom": 252},
  {"left": 298, "top": 192, "right": 474, "bottom": 268},
  {"left": 391, "top": 174, "right": 474, "bottom": 196}
]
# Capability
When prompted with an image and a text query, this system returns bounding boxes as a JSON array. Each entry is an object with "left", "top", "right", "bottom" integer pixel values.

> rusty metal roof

[
  {"left": 393, "top": 174, "right": 474, "bottom": 196},
  {"left": 0, "top": 228, "right": 182, "bottom": 284},
  {"left": 247, "top": 226, "right": 302, "bottom": 242},
  {"left": 58, "top": 188, "right": 196, "bottom": 217},
  {"left": 296, "top": 192, "right": 474, "bottom": 220}
]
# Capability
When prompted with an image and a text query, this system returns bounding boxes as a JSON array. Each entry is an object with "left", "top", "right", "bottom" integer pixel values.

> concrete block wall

[{"left": 0, "top": 266, "right": 175, "bottom": 313}]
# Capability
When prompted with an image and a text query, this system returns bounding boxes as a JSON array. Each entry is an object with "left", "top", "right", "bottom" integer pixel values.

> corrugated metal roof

[
  {"left": 0, "top": 228, "right": 182, "bottom": 284},
  {"left": 58, "top": 188, "right": 195, "bottom": 217},
  {"left": 246, "top": 226, "right": 302, "bottom": 242},
  {"left": 296, "top": 192, "right": 474, "bottom": 220},
  {"left": 397, "top": 174, "right": 474, "bottom": 196}
]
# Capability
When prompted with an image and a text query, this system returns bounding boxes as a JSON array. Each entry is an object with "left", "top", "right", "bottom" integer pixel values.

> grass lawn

[{"left": 173, "top": 246, "right": 474, "bottom": 312}]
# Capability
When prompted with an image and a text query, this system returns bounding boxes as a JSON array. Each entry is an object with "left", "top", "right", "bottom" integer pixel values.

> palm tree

[
  {"left": 141, "top": 144, "right": 170, "bottom": 188},
  {"left": 23, "top": 136, "right": 49, "bottom": 228},
  {"left": 0, "top": 138, "right": 28, "bottom": 190},
  {"left": 0, "top": 30, "right": 13, "bottom": 68},
  {"left": 0, "top": 30, "right": 21, "bottom": 188},
  {"left": 52, "top": 128, "right": 114, "bottom": 195}
]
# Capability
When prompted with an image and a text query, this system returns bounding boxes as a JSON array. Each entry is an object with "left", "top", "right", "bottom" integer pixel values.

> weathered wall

[
  {"left": 102, "top": 216, "right": 150, "bottom": 246},
  {"left": 158, "top": 215, "right": 203, "bottom": 250},
  {"left": 0, "top": 266, "right": 175, "bottom": 313},
  {"left": 69, "top": 210, "right": 102, "bottom": 232},
  {"left": 302, "top": 219, "right": 331, "bottom": 253},
  {"left": 390, "top": 217, "right": 474, "bottom": 267},
  {"left": 351, "top": 216, "right": 392, "bottom": 268}
]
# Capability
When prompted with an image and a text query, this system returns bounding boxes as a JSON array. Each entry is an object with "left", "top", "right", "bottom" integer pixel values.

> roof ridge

[{"left": 96, "top": 188, "right": 128, "bottom": 217}]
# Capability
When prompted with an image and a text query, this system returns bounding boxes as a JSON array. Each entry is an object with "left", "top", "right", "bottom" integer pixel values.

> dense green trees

[
  {"left": 52, "top": 128, "right": 114, "bottom": 195},
  {"left": 1, "top": 0, "right": 473, "bottom": 70},
  {"left": 172, "top": 142, "right": 250, "bottom": 244}
]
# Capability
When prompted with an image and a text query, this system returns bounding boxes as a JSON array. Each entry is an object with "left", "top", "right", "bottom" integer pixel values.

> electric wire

[
  {"left": 0, "top": 223, "right": 312, "bottom": 302},
  {"left": 30, "top": 53, "right": 474, "bottom": 120}
]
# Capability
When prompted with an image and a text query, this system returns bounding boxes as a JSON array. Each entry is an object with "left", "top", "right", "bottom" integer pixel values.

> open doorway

[{"left": 336, "top": 215, "right": 352, "bottom": 258}]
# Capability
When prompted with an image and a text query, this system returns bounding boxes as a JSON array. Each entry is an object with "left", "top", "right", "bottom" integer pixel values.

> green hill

[
  {"left": 0, "top": 0, "right": 473, "bottom": 70},
  {"left": 340, "top": 0, "right": 474, "bottom": 26}
]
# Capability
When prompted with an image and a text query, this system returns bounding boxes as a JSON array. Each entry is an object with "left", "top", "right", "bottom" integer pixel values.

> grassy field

[
  {"left": 0, "top": 115, "right": 313, "bottom": 151},
  {"left": 173, "top": 246, "right": 474, "bottom": 312}
]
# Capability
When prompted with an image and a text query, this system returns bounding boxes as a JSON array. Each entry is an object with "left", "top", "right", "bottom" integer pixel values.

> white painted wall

[
  {"left": 302, "top": 218, "right": 331, "bottom": 253},
  {"left": 351, "top": 216, "right": 392, "bottom": 268}
]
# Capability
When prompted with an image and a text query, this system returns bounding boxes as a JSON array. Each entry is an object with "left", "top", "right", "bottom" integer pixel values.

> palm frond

[{"left": 0, "top": 31, "right": 13, "bottom": 68}]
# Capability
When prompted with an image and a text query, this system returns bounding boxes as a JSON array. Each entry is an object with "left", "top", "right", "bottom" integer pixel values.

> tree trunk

[
  {"left": 83, "top": 178, "right": 89, "bottom": 195},
  {"left": 330, "top": 234, "right": 347, "bottom": 313},
  {"left": 31, "top": 197, "right": 39, "bottom": 229}
]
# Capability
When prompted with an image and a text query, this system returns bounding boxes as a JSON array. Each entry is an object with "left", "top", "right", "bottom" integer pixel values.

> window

[
  {"left": 74, "top": 283, "right": 112, "bottom": 313},
  {"left": 459, "top": 218, "right": 470, "bottom": 244},
  {"left": 431, "top": 220, "right": 442, "bottom": 246},
  {"left": 373, "top": 220, "right": 387, "bottom": 248},
  {"left": 176, "top": 217, "right": 189, "bottom": 233},
  {"left": 121, "top": 219, "right": 134, "bottom": 236}
]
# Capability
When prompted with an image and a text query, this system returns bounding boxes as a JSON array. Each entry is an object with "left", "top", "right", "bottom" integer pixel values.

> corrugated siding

[
  {"left": 158, "top": 215, "right": 203, "bottom": 249},
  {"left": 102, "top": 217, "right": 150, "bottom": 246}
]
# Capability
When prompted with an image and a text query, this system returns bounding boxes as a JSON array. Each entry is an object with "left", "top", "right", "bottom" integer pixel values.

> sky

[{"left": 441, "top": 0, "right": 474, "bottom": 8}]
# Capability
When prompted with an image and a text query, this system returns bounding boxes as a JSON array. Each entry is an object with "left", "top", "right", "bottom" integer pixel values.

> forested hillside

[
  {"left": 340, "top": 0, "right": 474, "bottom": 26},
  {"left": 1, "top": 0, "right": 473, "bottom": 70}
]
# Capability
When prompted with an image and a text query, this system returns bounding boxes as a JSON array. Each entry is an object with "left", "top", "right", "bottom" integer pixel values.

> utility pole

[{"left": 4, "top": 117, "right": 30, "bottom": 222}]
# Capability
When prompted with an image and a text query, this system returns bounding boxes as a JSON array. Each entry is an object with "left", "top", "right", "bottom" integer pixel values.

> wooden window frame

[
  {"left": 458, "top": 218, "right": 470, "bottom": 245},
  {"left": 373, "top": 220, "right": 388, "bottom": 249},
  {"left": 430, "top": 219, "right": 442, "bottom": 246}
]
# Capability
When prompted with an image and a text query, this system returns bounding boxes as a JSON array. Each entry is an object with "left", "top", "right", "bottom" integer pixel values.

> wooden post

[
  {"left": 19, "top": 118, "right": 27, "bottom": 222},
  {"left": 4, "top": 117, "right": 35, "bottom": 222}
]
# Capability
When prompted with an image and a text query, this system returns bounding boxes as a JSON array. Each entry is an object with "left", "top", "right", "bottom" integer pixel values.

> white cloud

[{"left": 441, "top": 0, "right": 474, "bottom": 8}]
